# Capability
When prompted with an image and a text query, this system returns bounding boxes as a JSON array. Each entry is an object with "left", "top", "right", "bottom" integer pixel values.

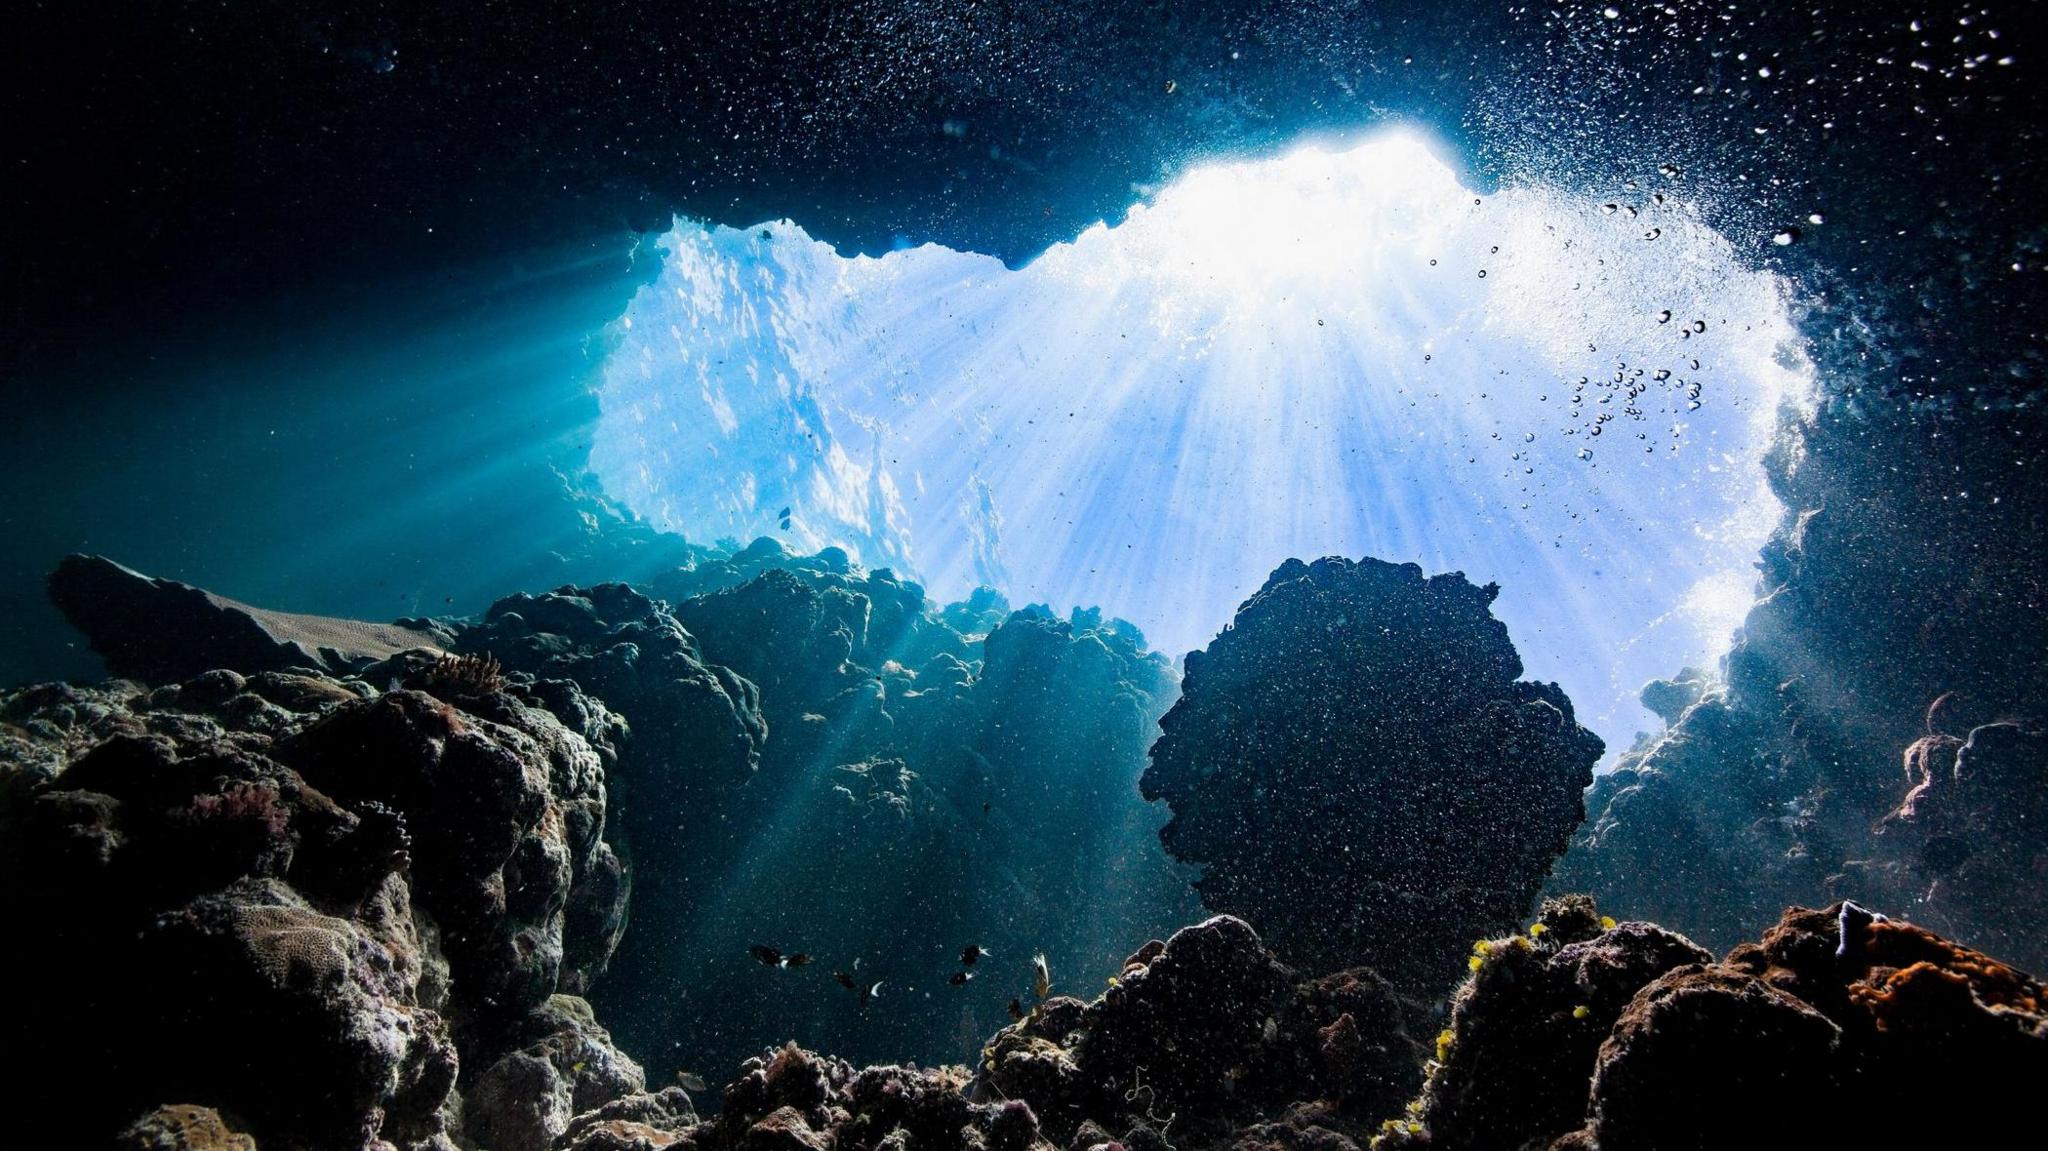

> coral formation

[
  {"left": 458, "top": 558, "right": 1195, "bottom": 1075},
  {"left": 0, "top": 660, "right": 638, "bottom": 1150},
  {"left": 977, "top": 915, "right": 1426, "bottom": 1149},
  {"left": 1554, "top": 402, "right": 2048, "bottom": 979},
  {"left": 1380, "top": 898, "right": 2046, "bottom": 1149},
  {"left": 1143, "top": 556, "right": 1603, "bottom": 991}
]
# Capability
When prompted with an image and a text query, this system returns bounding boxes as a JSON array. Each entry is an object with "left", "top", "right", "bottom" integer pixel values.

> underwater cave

[{"left": 3, "top": 3, "right": 2044, "bottom": 1150}]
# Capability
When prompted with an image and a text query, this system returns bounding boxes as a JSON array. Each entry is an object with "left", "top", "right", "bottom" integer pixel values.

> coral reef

[
  {"left": 1143, "top": 556, "right": 1603, "bottom": 992},
  {"left": 458, "top": 560, "right": 1195, "bottom": 1076},
  {"left": 1870, "top": 720, "right": 2048, "bottom": 966},
  {"left": 977, "top": 915, "right": 1426, "bottom": 1150},
  {"left": 1555, "top": 400, "right": 2048, "bottom": 978},
  {"left": 1380, "top": 898, "right": 2046, "bottom": 1150},
  {"left": 0, "top": 661, "right": 639, "bottom": 1150}
]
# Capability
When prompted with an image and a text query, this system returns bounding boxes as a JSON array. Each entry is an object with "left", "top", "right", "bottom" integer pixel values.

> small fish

[
  {"left": 982, "top": 801, "right": 991, "bottom": 814},
  {"left": 777, "top": 506, "right": 792, "bottom": 520},
  {"left": 1007, "top": 998, "right": 1026, "bottom": 1021},
  {"left": 1032, "top": 952, "right": 1052, "bottom": 999},
  {"left": 835, "top": 971, "right": 857, "bottom": 990},
  {"left": 865, "top": 980, "right": 884, "bottom": 1002},
  {"left": 750, "top": 944, "right": 806, "bottom": 969},
  {"left": 961, "top": 945, "right": 989, "bottom": 966},
  {"left": 949, "top": 971, "right": 974, "bottom": 985},
  {"left": 677, "top": 1070, "right": 708, "bottom": 1093}
]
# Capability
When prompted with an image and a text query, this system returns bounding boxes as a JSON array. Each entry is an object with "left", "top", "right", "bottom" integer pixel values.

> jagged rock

[
  {"left": 282, "top": 684, "right": 626, "bottom": 1017},
  {"left": 467, "top": 994, "right": 649, "bottom": 1151},
  {"left": 980, "top": 916, "right": 1424, "bottom": 1148},
  {"left": 1874, "top": 720, "right": 2048, "bottom": 967},
  {"left": 555, "top": 1087, "right": 700, "bottom": 1151},
  {"left": 1582, "top": 966, "right": 1840, "bottom": 1149},
  {"left": 458, "top": 564, "right": 1191, "bottom": 1079},
  {"left": 1143, "top": 556, "right": 1602, "bottom": 991},
  {"left": 1554, "top": 405, "right": 2048, "bottom": 972},
  {"left": 698, "top": 1041, "right": 1045, "bottom": 1151},
  {"left": 48, "top": 554, "right": 451, "bottom": 681},
  {"left": 116, "top": 1105, "right": 259, "bottom": 1151},
  {"left": 0, "top": 661, "right": 631, "bottom": 1150},
  {"left": 1380, "top": 899, "right": 2045, "bottom": 1150}
]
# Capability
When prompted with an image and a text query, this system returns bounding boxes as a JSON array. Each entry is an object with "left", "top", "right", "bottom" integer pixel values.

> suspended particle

[{"left": 1772, "top": 227, "right": 1801, "bottom": 246}]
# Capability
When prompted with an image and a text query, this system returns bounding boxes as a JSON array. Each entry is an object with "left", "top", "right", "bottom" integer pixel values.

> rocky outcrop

[
  {"left": 47, "top": 554, "right": 452, "bottom": 681},
  {"left": 457, "top": 562, "right": 1194, "bottom": 1078},
  {"left": 116, "top": 1105, "right": 259, "bottom": 1151},
  {"left": 1868, "top": 719, "right": 2048, "bottom": 968},
  {"left": 1379, "top": 899, "right": 2046, "bottom": 1149},
  {"left": 1143, "top": 556, "right": 1603, "bottom": 992},
  {"left": 978, "top": 915, "right": 1426, "bottom": 1149},
  {"left": 1555, "top": 397, "right": 2048, "bottom": 976},
  {"left": 0, "top": 661, "right": 637, "bottom": 1150}
]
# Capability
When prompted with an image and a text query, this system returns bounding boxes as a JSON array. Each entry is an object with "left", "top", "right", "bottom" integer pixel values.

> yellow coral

[
  {"left": 1529, "top": 922, "right": 1548, "bottom": 938},
  {"left": 1572, "top": 1005, "right": 1589, "bottom": 1020},
  {"left": 1599, "top": 915, "right": 1617, "bottom": 930},
  {"left": 1468, "top": 955, "right": 1484, "bottom": 972}
]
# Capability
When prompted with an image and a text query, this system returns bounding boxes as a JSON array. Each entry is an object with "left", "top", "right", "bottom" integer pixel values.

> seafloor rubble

[
  {"left": 13, "top": 549, "right": 2044, "bottom": 1149},
  {"left": 1143, "top": 557, "right": 1604, "bottom": 993}
]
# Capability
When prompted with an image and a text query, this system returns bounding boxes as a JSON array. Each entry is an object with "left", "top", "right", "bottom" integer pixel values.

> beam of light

[{"left": 590, "top": 128, "right": 1813, "bottom": 748}]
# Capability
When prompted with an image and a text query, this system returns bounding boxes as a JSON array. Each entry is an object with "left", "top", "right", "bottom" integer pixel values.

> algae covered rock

[{"left": 1380, "top": 897, "right": 2046, "bottom": 1150}]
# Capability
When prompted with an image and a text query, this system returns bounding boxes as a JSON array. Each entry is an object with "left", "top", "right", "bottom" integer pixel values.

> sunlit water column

[{"left": 591, "top": 130, "right": 1812, "bottom": 750}]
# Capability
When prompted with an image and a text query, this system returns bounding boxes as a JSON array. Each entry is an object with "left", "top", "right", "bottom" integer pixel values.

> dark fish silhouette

[
  {"left": 1007, "top": 998, "right": 1026, "bottom": 1021},
  {"left": 948, "top": 971, "right": 974, "bottom": 985},
  {"left": 676, "top": 1070, "right": 708, "bottom": 1093},
  {"left": 834, "top": 971, "right": 857, "bottom": 990},
  {"left": 751, "top": 944, "right": 807, "bottom": 969},
  {"left": 961, "top": 945, "right": 988, "bottom": 966}
]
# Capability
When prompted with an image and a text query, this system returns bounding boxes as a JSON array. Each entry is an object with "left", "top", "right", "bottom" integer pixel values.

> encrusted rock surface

[
  {"left": 977, "top": 915, "right": 1426, "bottom": 1150},
  {"left": 1380, "top": 898, "right": 2045, "bottom": 1149},
  {"left": 1143, "top": 557, "right": 1603, "bottom": 991},
  {"left": 0, "top": 661, "right": 637, "bottom": 1150}
]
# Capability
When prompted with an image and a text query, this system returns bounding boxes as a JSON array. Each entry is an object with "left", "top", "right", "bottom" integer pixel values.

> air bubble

[
  {"left": 1772, "top": 228, "right": 1800, "bottom": 246},
  {"left": 1643, "top": 227, "right": 1661, "bottom": 240},
  {"left": 1657, "top": 309, "right": 1671, "bottom": 323},
  {"left": 1692, "top": 320, "right": 1706, "bottom": 333}
]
